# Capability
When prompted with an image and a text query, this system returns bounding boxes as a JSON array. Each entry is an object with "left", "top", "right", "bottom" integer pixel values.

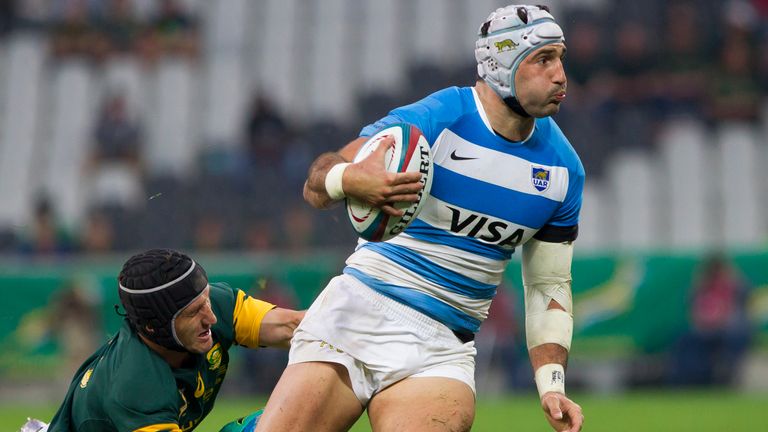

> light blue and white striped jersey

[{"left": 344, "top": 86, "right": 584, "bottom": 335}]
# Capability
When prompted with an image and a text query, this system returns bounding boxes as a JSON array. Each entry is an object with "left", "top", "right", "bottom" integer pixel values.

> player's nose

[
  {"left": 202, "top": 305, "right": 217, "bottom": 326},
  {"left": 552, "top": 59, "right": 566, "bottom": 86}
]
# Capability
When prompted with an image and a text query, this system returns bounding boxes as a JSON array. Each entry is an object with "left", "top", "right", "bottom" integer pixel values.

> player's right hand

[
  {"left": 540, "top": 392, "right": 583, "bottom": 432},
  {"left": 344, "top": 135, "right": 424, "bottom": 216}
]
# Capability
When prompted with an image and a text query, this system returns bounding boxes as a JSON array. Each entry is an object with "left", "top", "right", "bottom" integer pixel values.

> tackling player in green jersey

[{"left": 36, "top": 249, "right": 303, "bottom": 432}]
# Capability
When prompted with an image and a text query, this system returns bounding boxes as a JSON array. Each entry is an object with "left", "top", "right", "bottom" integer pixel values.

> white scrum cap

[{"left": 475, "top": 5, "right": 564, "bottom": 108}]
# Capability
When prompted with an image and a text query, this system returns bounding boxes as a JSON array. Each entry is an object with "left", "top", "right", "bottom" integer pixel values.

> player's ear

[{"left": 144, "top": 324, "right": 155, "bottom": 334}]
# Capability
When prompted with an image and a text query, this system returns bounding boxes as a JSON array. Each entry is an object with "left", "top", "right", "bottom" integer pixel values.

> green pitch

[{"left": 3, "top": 391, "right": 765, "bottom": 431}]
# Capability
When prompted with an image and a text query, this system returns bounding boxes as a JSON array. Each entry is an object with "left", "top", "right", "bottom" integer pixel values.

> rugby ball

[{"left": 346, "top": 123, "right": 433, "bottom": 242}]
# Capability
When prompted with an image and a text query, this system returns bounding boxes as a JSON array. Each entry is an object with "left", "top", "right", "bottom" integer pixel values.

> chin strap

[{"left": 503, "top": 96, "right": 531, "bottom": 118}]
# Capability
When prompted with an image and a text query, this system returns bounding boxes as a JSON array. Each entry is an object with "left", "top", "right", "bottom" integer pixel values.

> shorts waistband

[{"left": 342, "top": 274, "right": 475, "bottom": 344}]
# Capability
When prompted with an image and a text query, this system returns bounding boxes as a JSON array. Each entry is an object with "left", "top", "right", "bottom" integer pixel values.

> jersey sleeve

[
  {"left": 232, "top": 289, "right": 276, "bottom": 348},
  {"left": 359, "top": 87, "right": 468, "bottom": 145},
  {"left": 547, "top": 158, "right": 585, "bottom": 227},
  {"left": 208, "top": 283, "right": 276, "bottom": 348},
  {"left": 533, "top": 149, "right": 584, "bottom": 243}
]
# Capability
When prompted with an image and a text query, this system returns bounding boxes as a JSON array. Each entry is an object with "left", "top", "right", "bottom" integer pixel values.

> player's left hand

[
  {"left": 343, "top": 135, "right": 424, "bottom": 216},
  {"left": 540, "top": 392, "right": 583, "bottom": 432}
]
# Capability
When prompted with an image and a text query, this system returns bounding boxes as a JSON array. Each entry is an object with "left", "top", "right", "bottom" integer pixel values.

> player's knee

[
  {"left": 435, "top": 398, "right": 474, "bottom": 431},
  {"left": 451, "top": 408, "right": 475, "bottom": 432},
  {"left": 369, "top": 401, "right": 474, "bottom": 432},
  {"left": 423, "top": 408, "right": 474, "bottom": 432}
]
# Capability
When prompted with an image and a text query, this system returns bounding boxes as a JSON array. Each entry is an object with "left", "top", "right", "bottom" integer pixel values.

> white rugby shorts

[{"left": 289, "top": 274, "right": 476, "bottom": 405}]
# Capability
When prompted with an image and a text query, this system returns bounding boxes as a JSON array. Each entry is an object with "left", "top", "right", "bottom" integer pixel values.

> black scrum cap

[{"left": 118, "top": 249, "right": 208, "bottom": 351}]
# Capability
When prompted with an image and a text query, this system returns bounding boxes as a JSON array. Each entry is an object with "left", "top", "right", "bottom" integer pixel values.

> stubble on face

[
  {"left": 175, "top": 289, "right": 216, "bottom": 353},
  {"left": 514, "top": 44, "right": 568, "bottom": 117}
]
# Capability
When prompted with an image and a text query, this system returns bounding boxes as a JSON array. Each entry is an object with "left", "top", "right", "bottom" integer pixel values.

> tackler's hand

[
  {"left": 344, "top": 135, "right": 424, "bottom": 217},
  {"left": 541, "top": 392, "right": 583, "bottom": 432}
]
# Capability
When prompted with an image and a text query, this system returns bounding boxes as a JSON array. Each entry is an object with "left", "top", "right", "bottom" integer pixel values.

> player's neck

[
  {"left": 475, "top": 81, "right": 535, "bottom": 142},
  {"left": 140, "top": 333, "right": 193, "bottom": 368}
]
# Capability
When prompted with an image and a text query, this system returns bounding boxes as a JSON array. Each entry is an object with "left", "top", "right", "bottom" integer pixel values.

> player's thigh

[
  {"left": 367, "top": 377, "right": 475, "bottom": 432},
  {"left": 254, "top": 361, "right": 364, "bottom": 432}
]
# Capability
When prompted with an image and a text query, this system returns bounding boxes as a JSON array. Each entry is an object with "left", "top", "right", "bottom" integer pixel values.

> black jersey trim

[{"left": 533, "top": 224, "right": 578, "bottom": 243}]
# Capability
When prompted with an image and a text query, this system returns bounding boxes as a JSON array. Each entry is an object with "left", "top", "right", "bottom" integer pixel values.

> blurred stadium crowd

[{"left": 0, "top": 0, "right": 765, "bottom": 257}]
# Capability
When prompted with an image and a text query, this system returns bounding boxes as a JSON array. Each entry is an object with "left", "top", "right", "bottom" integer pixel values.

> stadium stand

[
  {"left": 0, "top": 34, "right": 45, "bottom": 230},
  {"left": 658, "top": 119, "right": 713, "bottom": 250},
  {"left": 0, "top": 0, "right": 762, "bottom": 255},
  {"left": 45, "top": 61, "right": 97, "bottom": 229},
  {"left": 716, "top": 122, "right": 765, "bottom": 246},
  {"left": 609, "top": 151, "right": 659, "bottom": 251}
]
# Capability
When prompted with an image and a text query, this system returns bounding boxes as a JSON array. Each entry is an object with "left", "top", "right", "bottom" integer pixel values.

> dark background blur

[{"left": 0, "top": 0, "right": 766, "bottom": 403}]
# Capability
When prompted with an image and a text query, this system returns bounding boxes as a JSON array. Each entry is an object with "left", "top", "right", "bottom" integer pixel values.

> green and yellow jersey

[{"left": 49, "top": 283, "right": 274, "bottom": 432}]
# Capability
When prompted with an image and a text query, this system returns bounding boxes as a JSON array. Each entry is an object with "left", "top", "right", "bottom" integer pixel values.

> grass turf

[{"left": 2, "top": 391, "right": 766, "bottom": 431}]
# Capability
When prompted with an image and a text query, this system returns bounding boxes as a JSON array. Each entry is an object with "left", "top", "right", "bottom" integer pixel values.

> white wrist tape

[
  {"left": 535, "top": 363, "right": 565, "bottom": 397},
  {"left": 522, "top": 239, "right": 574, "bottom": 351},
  {"left": 324, "top": 162, "right": 350, "bottom": 200}
]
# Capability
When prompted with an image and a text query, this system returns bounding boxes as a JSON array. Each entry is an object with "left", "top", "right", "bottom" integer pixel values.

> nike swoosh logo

[{"left": 450, "top": 150, "right": 477, "bottom": 161}]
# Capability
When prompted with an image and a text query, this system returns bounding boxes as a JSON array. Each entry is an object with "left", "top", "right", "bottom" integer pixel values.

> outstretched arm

[
  {"left": 303, "top": 135, "right": 424, "bottom": 217},
  {"left": 257, "top": 308, "right": 305, "bottom": 349},
  {"left": 522, "top": 238, "right": 584, "bottom": 432}
]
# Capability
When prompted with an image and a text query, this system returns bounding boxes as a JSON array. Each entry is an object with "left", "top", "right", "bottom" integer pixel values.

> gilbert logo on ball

[{"left": 346, "top": 123, "right": 433, "bottom": 242}]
